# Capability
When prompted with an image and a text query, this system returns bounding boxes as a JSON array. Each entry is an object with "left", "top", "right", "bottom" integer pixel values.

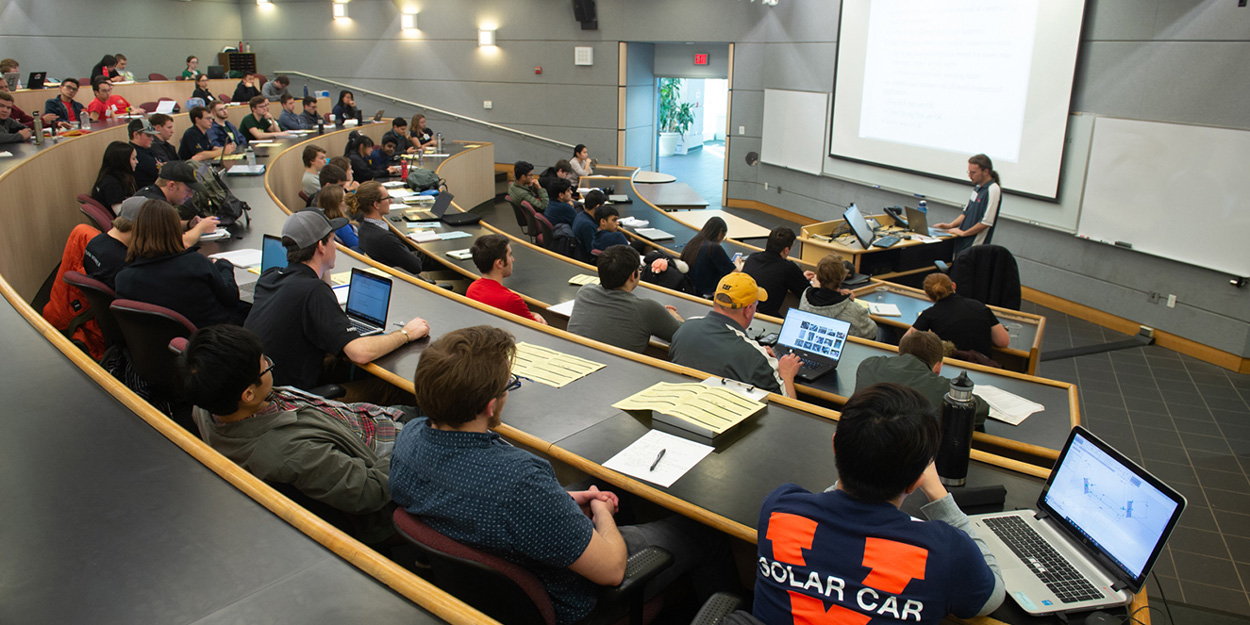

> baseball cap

[
  {"left": 128, "top": 117, "right": 159, "bottom": 136},
  {"left": 282, "top": 209, "right": 348, "bottom": 249},
  {"left": 117, "top": 196, "right": 148, "bottom": 222},
  {"left": 158, "top": 161, "right": 206, "bottom": 193},
  {"left": 714, "top": 272, "right": 767, "bottom": 309}
]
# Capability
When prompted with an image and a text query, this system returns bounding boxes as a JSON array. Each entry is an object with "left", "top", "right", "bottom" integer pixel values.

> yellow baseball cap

[{"left": 714, "top": 272, "right": 767, "bottom": 309}]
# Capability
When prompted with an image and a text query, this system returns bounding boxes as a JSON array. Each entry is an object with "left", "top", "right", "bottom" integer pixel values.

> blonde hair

[
  {"left": 923, "top": 273, "right": 955, "bottom": 301},
  {"left": 345, "top": 180, "right": 387, "bottom": 218},
  {"left": 317, "top": 185, "right": 348, "bottom": 220},
  {"left": 816, "top": 254, "right": 847, "bottom": 289}
]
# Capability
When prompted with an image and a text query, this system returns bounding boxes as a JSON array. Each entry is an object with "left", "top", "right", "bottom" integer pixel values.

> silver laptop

[
  {"left": 772, "top": 308, "right": 851, "bottom": 383},
  {"left": 344, "top": 268, "right": 393, "bottom": 336},
  {"left": 970, "top": 426, "right": 1186, "bottom": 616},
  {"left": 904, "top": 205, "right": 954, "bottom": 238}
]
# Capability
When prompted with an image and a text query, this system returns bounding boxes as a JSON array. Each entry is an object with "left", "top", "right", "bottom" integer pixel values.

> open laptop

[
  {"left": 772, "top": 308, "right": 851, "bottom": 382},
  {"left": 437, "top": 192, "right": 483, "bottom": 226},
  {"left": 403, "top": 192, "right": 454, "bottom": 222},
  {"left": 842, "top": 204, "right": 900, "bottom": 249},
  {"left": 2, "top": 72, "right": 18, "bottom": 91},
  {"left": 904, "top": 205, "right": 954, "bottom": 238},
  {"left": 970, "top": 426, "right": 1186, "bottom": 616},
  {"left": 344, "top": 268, "right": 393, "bottom": 336},
  {"left": 238, "top": 234, "right": 289, "bottom": 301},
  {"left": 207, "top": 65, "right": 226, "bottom": 79},
  {"left": 372, "top": 109, "right": 385, "bottom": 123},
  {"left": 27, "top": 72, "right": 47, "bottom": 90}
]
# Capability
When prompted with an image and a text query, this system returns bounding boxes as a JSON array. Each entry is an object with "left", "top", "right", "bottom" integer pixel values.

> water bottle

[
  {"left": 936, "top": 372, "right": 977, "bottom": 486},
  {"left": 81, "top": 113, "right": 91, "bottom": 130},
  {"left": 401, "top": 157, "right": 410, "bottom": 180},
  {"left": 245, "top": 145, "right": 256, "bottom": 167},
  {"left": 918, "top": 200, "right": 928, "bottom": 214},
  {"left": 33, "top": 112, "right": 43, "bottom": 145},
  {"left": 436, "top": 132, "right": 443, "bottom": 153},
  {"left": 317, "top": 116, "right": 324, "bottom": 136}
]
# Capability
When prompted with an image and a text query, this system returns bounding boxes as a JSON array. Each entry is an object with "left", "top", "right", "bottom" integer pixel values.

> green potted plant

[{"left": 658, "top": 78, "right": 695, "bottom": 156}]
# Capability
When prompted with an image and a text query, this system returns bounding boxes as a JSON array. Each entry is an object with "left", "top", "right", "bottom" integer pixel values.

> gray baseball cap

[
  {"left": 128, "top": 117, "right": 160, "bottom": 137},
  {"left": 117, "top": 196, "right": 148, "bottom": 221},
  {"left": 282, "top": 209, "right": 348, "bottom": 249}
]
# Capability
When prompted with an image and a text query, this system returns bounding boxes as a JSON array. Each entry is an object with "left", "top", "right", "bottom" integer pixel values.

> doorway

[{"left": 656, "top": 77, "right": 728, "bottom": 207}]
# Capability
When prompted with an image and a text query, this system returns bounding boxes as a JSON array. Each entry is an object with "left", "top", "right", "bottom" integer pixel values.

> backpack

[
  {"left": 406, "top": 167, "right": 443, "bottom": 192},
  {"left": 550, "top": 222, "right": 578, "bottom": 258},
  {"left": 641, "top": 249, "right": 695, "bottom": 295},
  {"left": 190, "top": 160, "right": 249, "bottom": 226}
]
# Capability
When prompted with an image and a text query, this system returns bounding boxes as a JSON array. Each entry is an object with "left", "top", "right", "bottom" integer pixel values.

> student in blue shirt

[
  {"left": 206, "top": 101, "right": 246, "bottom": 149},
  {"left": 369, "top": 137, "right": 398, "bottom": 171},
  {"left": 591, "top": 205, "right": 629, "bottom": 252},
  {"left": 572, "top": 190, "right": 603, "bottom": 262},
  {"left": 544, "top": 178, "right": 577, "bottom": 228}
]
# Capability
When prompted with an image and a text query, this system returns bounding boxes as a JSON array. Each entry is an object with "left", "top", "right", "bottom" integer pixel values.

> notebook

[
  {"left": 904, "top": 205, "right": 954, "bottom": 238},
  {"left": 344, "top": 268, "right": 393, "bottom": 336},
  {"left": 772, "top": 308, "right": 851, "bottom": 383},
  {"left": 970, "top": 426, "right": 1186, "bottom": 616}
]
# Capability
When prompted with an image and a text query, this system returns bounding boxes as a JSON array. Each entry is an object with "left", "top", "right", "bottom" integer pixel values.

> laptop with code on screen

[
  {"left": 344, "top": 268, "right": 393, "bottom": 336},
  {"left": 773, "top": 308, "right": 851, "bottom": 383},
  {"left": 970, "top": 426, "right": 1186, "bottom": 616}
]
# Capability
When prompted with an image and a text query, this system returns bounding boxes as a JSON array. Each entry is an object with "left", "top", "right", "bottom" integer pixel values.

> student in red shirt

[
  {"left": 465, "top": 234, "right": 547, "bottom": 325},
  {"left": 85, "top": 76, "right": 132, "bottom": 122}
]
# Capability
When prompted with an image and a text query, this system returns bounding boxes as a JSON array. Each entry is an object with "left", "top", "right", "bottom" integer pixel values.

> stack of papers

[
  {"left": 613, "top": 382, "right": 766, "bottom": 439},
  {"left": 249, "top": 141, "right": 281, "bottom": 148},
  {"left": 227, "top": 164, "right": 265, "bottom": 175},
  {"left": 568, "top": 274, "right": 600, "bottom": 286},
  {"left": 389, "top": 188, "right": 417, "bottom": 199},
  {"left": 603, "top": 430, "right": 714, "bottom": 488},
  {"left": 382, "top": 181, "right": 408, "bottom": 188},
  {"left": 619, "top": 216, "right": 649, "bottom": 228},
  {"left": 446, "top": 249, "right": 473, "bottom": 260},
  {"left": 209, "top": 248, "right": 262, "bottom": 267},
  {"left": 854, "top": 300, "right": 902, "bottom": 316},
  {"left": 199, "top": 227, "right": 231, "bottom": 242},
  {"left": 512, "top": 342, "right": 605, "bottom": 388},
  {"left": 977, "top": 384, "right": 1045, "bottom": 425},
  {"left": 408, "top": 231, "right": 440, "bottom": 243}
]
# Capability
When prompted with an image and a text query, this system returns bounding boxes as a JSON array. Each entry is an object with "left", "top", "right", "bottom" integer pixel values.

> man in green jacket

[
  {"left": 179, "top": 324, "right": 414, "bottom": 543},
  {"left": 855, "top": 329, "right": 991, "bottom": 430},
  {"left": 508, "top": 160, "right": 549, "bottom": 212}
]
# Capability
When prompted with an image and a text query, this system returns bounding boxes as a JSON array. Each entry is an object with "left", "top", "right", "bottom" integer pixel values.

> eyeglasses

[
  {"left": 257, "top": 355, "right": 275, "bottom": 384},
  {"left": 504, "top": 374, "right": 522, "bottom": 393}
]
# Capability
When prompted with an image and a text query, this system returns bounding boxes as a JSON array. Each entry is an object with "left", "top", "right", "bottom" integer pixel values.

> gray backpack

[{"left": 406, "top": 167, "right": 443, "bottom": 192}]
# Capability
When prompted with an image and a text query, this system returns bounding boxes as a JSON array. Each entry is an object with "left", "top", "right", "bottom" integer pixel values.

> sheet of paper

[
  {"left": 408, "top": 231, "right": 440, "bottom": 243},
  {"left": 248, "top": 141, "right": 281, "bottom": 148},
  {"left": 446, "top": 249, "right": 473, "bottom": 260},
  {"left": 912, "top": 234, "right": 941, "bottom": 244},
  {"left": 332, "top": 284, "right": 350, "bottom": 306},
  {"left": 977, "top": 384, "right": 1045, "bottom": 426},
  {"left": 199, "top": 228, "right": 231, "bottom": 242},
  {"left": 700, "top": 377, "right": 770, "bottom": 402},
  {"left": 221, "top": 154, "right": 245, "bottom": 161},
  {"left": 512, "top": 342, "right": 605, "bottom": 388},
  {"left": 568, "top": 274, "right": 600, "bottom": 286},
  {"left": 603, "top": 430, "right": 713, "bottom": 488},
  {"left": 227, "top": 164, "right": 265, "bottom": 174},
  {"left": 613, "top": 382, "right": 764, "bottom": 434},
  {"left": 547, "top": 300, "right": 576, "bottom": 317},
  {"left": 867, "top": 302, "right": 902, "bottom": 316},
  {"left": 438, "top": 231, "right": 471, "bottom": 241},
  {"left": 209, "top": 248, "right": 262, "bottom": 267},
  {"left": 382, "top": 181, "right": 408, "bottom": 188},
  {"left": 329, "top": 266, "right": 389, "bottom": 286},
  {"left": 389, "top": 188, "right": 416, "bottom": 199},
  {"left": 0, "top": 151, "right": 13, "bottom": 158}
]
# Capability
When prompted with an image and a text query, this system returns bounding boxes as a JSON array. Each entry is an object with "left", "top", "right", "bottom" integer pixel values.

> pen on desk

[{"left": 650, "top": 449, "right": 666, "bottom": 471}]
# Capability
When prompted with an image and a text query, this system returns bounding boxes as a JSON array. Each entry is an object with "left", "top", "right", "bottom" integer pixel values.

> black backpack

[{"left": 190, "top": 160, "right": 249, "bottom": 227}]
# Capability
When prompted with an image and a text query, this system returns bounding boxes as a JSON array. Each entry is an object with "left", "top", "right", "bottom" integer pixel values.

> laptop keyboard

[
  {"left": 872, "top": 234, "right": 901, "bottom": 248},
  {"left": 350, "top": 319, "right": 381, "bottom": 335},
  {"left": 984, "top": 516, "right": 1105, "bottom": 604}
]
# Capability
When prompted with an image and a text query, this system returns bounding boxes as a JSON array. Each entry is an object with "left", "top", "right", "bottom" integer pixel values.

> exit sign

[{"left": 694, "top": 53, "right": 709, "bottom": 66}]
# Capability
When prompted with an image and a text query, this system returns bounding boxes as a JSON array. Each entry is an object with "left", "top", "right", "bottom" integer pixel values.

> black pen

[{"left": 649, "top": 448, "right": 666, "bottom": 471}]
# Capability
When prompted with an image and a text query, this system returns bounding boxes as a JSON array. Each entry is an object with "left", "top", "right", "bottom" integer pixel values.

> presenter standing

[{"left": 935, "top": 154, "right": 1001, "bottom": 255}]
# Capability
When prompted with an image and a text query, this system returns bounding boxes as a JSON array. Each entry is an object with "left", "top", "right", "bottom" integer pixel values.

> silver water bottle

[{"left": 936, "top": 372, "right": 977, "bottom": 486}]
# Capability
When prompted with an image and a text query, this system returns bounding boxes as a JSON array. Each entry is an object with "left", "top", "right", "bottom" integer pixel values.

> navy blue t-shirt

[
  {"left": 545, "top": 199, "right": 577, "bottom": 228},
  {"left": 755, "top": 484, "right": 995, "bottom": 624},
  {"left": 572, "top": 210, "right": 596, "bottom": 254}
]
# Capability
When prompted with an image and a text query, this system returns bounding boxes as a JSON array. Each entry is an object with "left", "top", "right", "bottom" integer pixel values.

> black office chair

[{"left": 392, "top": 509, "right": 673, "bottom": 625}]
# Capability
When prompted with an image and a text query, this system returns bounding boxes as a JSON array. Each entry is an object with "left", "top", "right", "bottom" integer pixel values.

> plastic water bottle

[
  {"left": 936, "top": 372, "right": 977, "bottom": 486},
  {"left": 918, "top": 200, "right": 928, "bottom": 214},
  {"left": 401, "top": 157, "right": 410, "bottom": 180},
  {"left": 245, "top": 145, "right": 256, "bottom": 167},
  {"left": 81, "top": 113, "right": 91, "bottom": 130}
]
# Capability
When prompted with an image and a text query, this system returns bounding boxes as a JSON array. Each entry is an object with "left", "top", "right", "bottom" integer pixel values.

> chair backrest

[
  {"left": 218, "top": 93, "right": 231, "bottom": 104},
  {"left": 298, "top": 190, "right": 311, "bottom": 206},
  {"left": 533, "top": 212, "right": 554, "bottom": 249},
  {"left": 148, "top": 73, "right": 168, "bottom": 81},
  {"left": 138, "top": 101, "right": 159, "bottom": 113},
  {"left": 77, "top": 195, "right": 115, "bottom": 232},
  {"left": 505, "top": 195, "right": 532, "bottom": 234},
  {"left": 392, "top": 509, "right": 555, "bottom": 625},
  {"left": 950, "top": 244, "right": 1021, "bottom": 310},
  {"left": 110, "top": 299, "right": 198, "bottom": 400},
  {"left": 62, "top": 271, "right": 124, "bottom": 350},
  {"left": 519, "top": 200, "right": 540, "bottom": 243}
]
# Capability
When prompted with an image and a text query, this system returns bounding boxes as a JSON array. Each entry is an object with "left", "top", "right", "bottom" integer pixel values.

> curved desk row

[{"left": 13, "top": 78, "right": 241, "bottom": 114}]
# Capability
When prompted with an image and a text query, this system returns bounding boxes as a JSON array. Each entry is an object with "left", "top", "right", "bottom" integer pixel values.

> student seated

[
  {"left": 347, "top": 135, "right": 398, "bottom": 182},
  {"left": 389, "top": 326, "right": 735, "bottom": 625},
  {"left": 754, "top": 382, "right": 1005, "bottom": 624},
  {"left": 89, "top": 54, "right": 121, "bottom": 83},
  {"left": 681, "top": 217, "right": 739, "bottom": 297},
  {"left": 799, "top": 253, "right": 877, "bottom": 340},
  {"left": 409, "top": 113, "right": 435, "bottom": 148},
  {"left": 569, "top": 143, "right": 593, "bottom": 188},
  {"left": 181, "top": 55, "right": 201, "bottom": 80},
  {"left": 315, "top": 185, "right": 358, "bottom": 249},
  {"left": 244, "top": 210, "right": 430, "bottom": 398},
  {"left": 261, "top": 74, "right": 291, "bottom": 102},
  {"left": 179, "top": 106, "right": 232, "bottom": 162},
  {"left": 544, "top": 178, "right": 577, "bottom": 228},
  {"left": 539, "top": 159, "right": 575, "bottom": 196},
  {"left": 368, "top": 137, "right": 399, "bottom": 171},
  {"left": 231, "top": 72, "right": 262, "bottom": 103},
  {"left": 332, "top": 90, "right": 358, "bottom": 122},
  {"left": 508, "top": 160, "right": 549, "bottom": 212},
  {"left": 350, "top": 181, "right": 425, "bottom": 276},
  {"left": 0, "top": 92, "right": 31, "bottom": 144},
  {"left": 239, "top": 96, "right": 288, "bottom": 142},
  {"left": 114, "top": 199, "right": 246, "bottom": 327},
  {"left": 206, "top": 101, "right": 246, "bottom": 150},
  {"left": 567, "top": 244, "right": 683, "bottom": 353},
  {"left": 465, "top": 234, "right": 547, "bottom": 325},
  {"left": 277, "top": 94, "right": 309, "bottom": 131},
  {"left": 743, "top": 227, "right": 813, "bottom": 318},
  {"left": 571, "top": 190, "right": 604, "bottom": 260},
  {"left": 856, "top": 330, "right": 989, "bottom": 430},
  {"left": 43, "top": 77, "right": 84, "bottom": 128},
  {"left": 669, "top": 272, "right": 800, "bottom": 397},
  {"left": 85, "top": 76, "right": 132, "bottom": 122},
  {"left": 128, "top": 118, "right": 162, "bottom": 189},
  {"left": 907, "top": 273, "right": 1009, "bottom": 362},
  {"left": 302, "top": 144, "right": 327, "bottom": 196},
  {"left": 382, "top": 117, "right": 414, "bottom": 154},
  {"left": 133, "top": 161, "right": 217, "bottom": 231},
  {"left": 591, "top": 205, "right": 629, "bottom": 251},
  {"left": 148, "top": 113, "right": 180, "bottom": 164},
  {"left": 83, "top": 196, "right": 143, "bottom": 289},
  {"left": 91, "top": 141, "right": 138, "bottom": 214},
  {"left": 307, "top": 162, "right": 346, "bottom": 207},
  {"left": 113, "top": 53, "right": 135, "bottom": 82},
  {"left": 327, "top": 156, "right": 359, "bottom": 190},
  {"left": 299, "top": 96, "right": 321, "bottom": 128},
  {"left": 191, "top": 73, "right": 216, "bottom": 105},
  {"left": 179, "top": 324, "right": 412, "bottom": 544}
]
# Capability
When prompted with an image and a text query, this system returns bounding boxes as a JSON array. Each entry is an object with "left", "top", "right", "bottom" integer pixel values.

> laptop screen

[
  {"left": 346, "top": 269, "right": 392, "bottom": 327},
  {"left": 1040, "top": 427, "right": 1186, "bottom": 590},
  {"left": 841, "top": 204, "right": 876, "bottom": 248},
  {"left": 777, "top": 308, "right": 851, "bottom": 362},
  {"left": 431, "top": 192, "right": 454, "bottom": 217},
  {"left": 261, "top": 234, "right": 288, "bottom": 273}
]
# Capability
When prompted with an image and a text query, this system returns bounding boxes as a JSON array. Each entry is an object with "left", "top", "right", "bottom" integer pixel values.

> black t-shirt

[
  {"left": 913, "top": 293, "right": 1001, "bottom": 358},
  {"left": 134, "top": 185, "right": 198, "bottom": 222},
  {"left": 132, "top": 142, "right": 160, "bottom": 188},
  {"left": 92, "top": 175, "right": 130, "bottom": 213},
  {"left": 179, "top": 126, "right": 214, "bottom": 160},
  {"left": 152, "top": 139, "right": 179, "bottom": 165},
  {"left": 243, "top": 262, "right": 360, "bottom": 391},
  {"left": 82, "top": 233, "right": 128, "bottom": 289},
  {"left": 742, "top": 250, "right": 809, "bottom": 317}
]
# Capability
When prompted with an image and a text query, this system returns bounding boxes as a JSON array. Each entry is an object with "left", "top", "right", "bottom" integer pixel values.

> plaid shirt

[{"left": 252, "top": 387, "right": 403, "bottom": 455}]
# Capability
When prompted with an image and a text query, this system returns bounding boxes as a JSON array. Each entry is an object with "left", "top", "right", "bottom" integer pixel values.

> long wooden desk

[
  {"left": 10, "top": 78, "right": 240, "bottom": 114},
  {"left": 853, "top": 281, "right": 1047, "bottom": 375}
]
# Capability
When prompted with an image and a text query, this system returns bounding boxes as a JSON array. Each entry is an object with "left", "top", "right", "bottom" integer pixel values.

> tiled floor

[
  {"left": 1020, "top": 300, "right": 1250, "bottom": 618},
  {"left": 657, "top": 140, "right": 725, "bottom": 208}
]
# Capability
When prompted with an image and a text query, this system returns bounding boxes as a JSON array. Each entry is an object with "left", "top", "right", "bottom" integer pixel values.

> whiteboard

[
  {"left": 1078, "top": 117, "right": 1250, "bottom": 277},
  {"left": 761, "top": 89, "right": 828, "bottom": 175}
]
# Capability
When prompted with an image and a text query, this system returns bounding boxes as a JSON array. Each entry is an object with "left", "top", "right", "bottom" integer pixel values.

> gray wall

[
  {"left": 1, "top": 0, "right": 242, "bottom": 82},
  {"left": 623, "top": 43, "right": 655, "bottom": 170}
]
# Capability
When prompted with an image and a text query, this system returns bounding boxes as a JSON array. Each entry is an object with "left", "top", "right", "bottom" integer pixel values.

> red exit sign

[{"left": 694, "top": 53, "right": 709, "bottom": 66}]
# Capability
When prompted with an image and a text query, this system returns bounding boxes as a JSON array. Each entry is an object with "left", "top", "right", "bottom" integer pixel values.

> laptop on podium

[
  {"left": 970, "top": 426, "right": 1186, "bottom": 616},
  {"left": 904, "top": 205, "right": 954, "bottom": 238},
  {"left": 772, "top": 308, "right": 851, "bottom": 383}
]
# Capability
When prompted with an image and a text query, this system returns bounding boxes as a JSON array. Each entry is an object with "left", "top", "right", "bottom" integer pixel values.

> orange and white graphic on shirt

[{"left": 760, "top": 511, "right": 930, "bottom": 623}]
